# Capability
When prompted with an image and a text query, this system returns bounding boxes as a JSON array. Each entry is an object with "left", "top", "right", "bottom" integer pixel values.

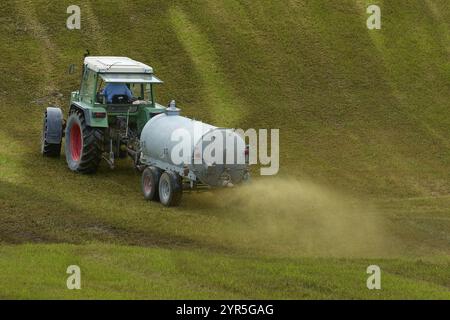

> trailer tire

[
  {"left": 41, "top": 107, "right": 63, "bottom": 157},
  {"left": 142, "top": 166, "right": 161, "bottom": 201},
  {"left": 65, "top": 109, "right": 103, "bottom": 173},
  {"left": 158, "top": 171, "right": 182, "bottom": 207}
]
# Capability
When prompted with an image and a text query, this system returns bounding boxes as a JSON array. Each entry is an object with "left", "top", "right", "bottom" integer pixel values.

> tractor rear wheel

[
  {"left": 142, "top": 166, "right": 162, "bottom": 201},
  {"left": 65, "top": 109, "right": 103, "bottom": 173},
  {"left": 158, "top": 171, "right": 182, "bottom": 207}
]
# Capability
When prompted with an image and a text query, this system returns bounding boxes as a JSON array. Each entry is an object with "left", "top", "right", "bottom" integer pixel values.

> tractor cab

[{"left": 71, "top": 56, "right": 166, "bottom": 132}]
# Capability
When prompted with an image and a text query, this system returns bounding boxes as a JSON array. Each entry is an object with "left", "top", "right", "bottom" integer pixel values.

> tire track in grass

[
  {"left": 357, "top": 0, "right": 450, "bottom": 195},
  {"left": 82, "top": 2, "right": 109, "bottom": 54},
  {"left": 13, "top": 0, "right": 57, "bottom": 95},
  {"left": 169, "top": 7, "right": 246, "bottom": 126},
  {"left": 425, "top": 0, "right": 450, "bottom": 55}
]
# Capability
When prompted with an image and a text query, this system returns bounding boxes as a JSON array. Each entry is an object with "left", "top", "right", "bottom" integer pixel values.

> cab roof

[{"left": 84, "top": 56, "right": 154, "bottom": 74}]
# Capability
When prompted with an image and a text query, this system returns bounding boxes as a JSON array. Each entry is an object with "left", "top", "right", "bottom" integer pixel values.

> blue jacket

[{"left": 102, "top": 83, "right": 132, "bottom": 103}]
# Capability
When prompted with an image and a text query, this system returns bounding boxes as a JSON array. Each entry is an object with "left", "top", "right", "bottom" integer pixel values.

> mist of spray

[{"left": 188, "top": 177, "right": 394, "bottom": 258}]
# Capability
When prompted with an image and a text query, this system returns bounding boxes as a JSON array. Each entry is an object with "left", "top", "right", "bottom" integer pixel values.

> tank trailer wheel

[
  {"left": 158, "top": 171, "right": 182, "bottom": 207},
  {"left": 41, "top": 107, "right": 63, "bottom": 157},
  {"left": 65, "top": 109, "right": 103, "bottom": 173},
  {"left": 142, "top": 166, "right": 161, "bottom": 201}
]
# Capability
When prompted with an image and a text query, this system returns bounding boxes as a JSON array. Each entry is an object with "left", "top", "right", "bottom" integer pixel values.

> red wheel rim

[
  {"left": 144, "top": 175, "right": 152, "bottom": 194},
  {"left": 70, "top": 123, "right": 82, "bottom": 161}
]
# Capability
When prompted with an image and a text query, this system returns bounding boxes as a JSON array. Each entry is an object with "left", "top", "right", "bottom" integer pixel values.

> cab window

[
  {"left": 80, "top": 69, "right": 96, "bottom": 104},
  {"left": 129, "top": 83, "right": 154, "bottom": 104}
]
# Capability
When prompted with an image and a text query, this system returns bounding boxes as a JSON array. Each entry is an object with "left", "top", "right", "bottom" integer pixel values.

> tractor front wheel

[
  {"left": 65, "top": 109, "right": 103, "bottom": 173},
  {"left": 158, "top": 171, "right": 182, "bottom": 207},
  {"left": 41, "top": 107, "right": 63, "bottom": 157}
]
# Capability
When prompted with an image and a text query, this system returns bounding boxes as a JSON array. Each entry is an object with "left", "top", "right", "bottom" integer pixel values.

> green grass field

[{"left": 0, "top": 0, "right": 449, "bottom": 299}]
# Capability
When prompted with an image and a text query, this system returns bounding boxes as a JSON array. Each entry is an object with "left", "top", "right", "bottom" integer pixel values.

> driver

[{"left": 102, "top": 83, "right": 133, "bottom": 103}]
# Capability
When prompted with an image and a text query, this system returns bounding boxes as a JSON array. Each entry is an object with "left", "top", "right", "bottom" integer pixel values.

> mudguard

[
  {"left": 45, "top": 107, "right": 63, "bottom": 144},
  {"left": 70, "top": 104, "right": 108, "bottom": 128}
]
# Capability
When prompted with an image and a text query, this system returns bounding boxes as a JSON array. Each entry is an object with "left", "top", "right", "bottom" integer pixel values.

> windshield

[{"left": 96, "top": 81, "right": 154, "bottom": 105}]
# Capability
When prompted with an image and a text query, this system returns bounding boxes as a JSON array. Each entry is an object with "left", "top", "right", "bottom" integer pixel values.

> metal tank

[{"left": 139, "top": 102, "right": 248, "bottom": 187}]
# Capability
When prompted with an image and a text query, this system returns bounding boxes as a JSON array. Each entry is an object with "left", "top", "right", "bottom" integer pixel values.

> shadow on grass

[{"left": 0, "top": 179, "right": 234, "bottom": 254}]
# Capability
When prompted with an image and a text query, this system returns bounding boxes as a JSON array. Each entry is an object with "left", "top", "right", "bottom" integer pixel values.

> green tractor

[
  {"left": 41, "top": 56, "right": 165, "bottom": 173},
  {"left": 42, "top": 56, "right": 249, "bottom": 206}
]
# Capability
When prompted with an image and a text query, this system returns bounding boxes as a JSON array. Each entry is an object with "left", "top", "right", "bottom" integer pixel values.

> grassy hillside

[{"left": 0, "top": 0, "right": 449, "bottom": 299}]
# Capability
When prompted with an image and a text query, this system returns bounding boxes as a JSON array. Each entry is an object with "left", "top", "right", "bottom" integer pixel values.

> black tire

[
  {"left": 142, "top": 166, "right": 162, "bottom": 201},
  {"left": 158, "top": 171, "right": 182, "bottom": 207},
  {"left": 65, "top": 109, "right": 103, "bottom": 173},
  {"left": 41, "top": 109, "right": 62, "bottom": 157}
]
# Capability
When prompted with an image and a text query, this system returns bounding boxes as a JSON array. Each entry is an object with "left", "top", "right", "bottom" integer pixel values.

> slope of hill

[{"left": 0, "top": 0, "right": 449, "bottom": 298}]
